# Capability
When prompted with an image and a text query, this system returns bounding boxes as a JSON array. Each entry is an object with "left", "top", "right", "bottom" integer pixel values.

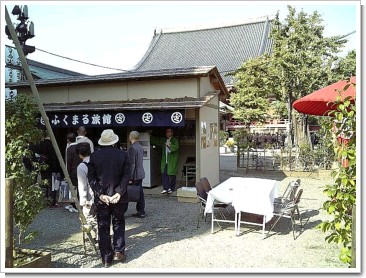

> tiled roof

[
  {"left": 5, "top": 45, "right": 86, "bottom": 80},
  {"left": 8, "top": 66, "right": 227, "bottom": 98},
  {"left": 27, "top": 59, "right": 87, "bottom": 79},
  {"left": 133, "top": 16, "right": 274, "bottom": 86}
]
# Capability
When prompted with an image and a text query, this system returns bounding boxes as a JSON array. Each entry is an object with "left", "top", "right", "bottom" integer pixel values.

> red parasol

[{"left": 292, "top": 76, "right": 356, "bottom": 116}]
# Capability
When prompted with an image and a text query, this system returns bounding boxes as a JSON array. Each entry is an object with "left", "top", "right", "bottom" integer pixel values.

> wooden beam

[{"left": 5, "top": 7, "right": 97, "bottom": 254}]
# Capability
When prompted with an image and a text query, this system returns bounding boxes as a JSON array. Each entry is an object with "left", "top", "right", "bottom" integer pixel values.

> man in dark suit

[
  {"left": 38, "top": 130, "right": 62, "bottom": 208},
  {"left": 66, "top": 131, "right": 81, "bottom": 212},
  {"left": 87, "top": 129, "right": 130, "bottom": 268}
]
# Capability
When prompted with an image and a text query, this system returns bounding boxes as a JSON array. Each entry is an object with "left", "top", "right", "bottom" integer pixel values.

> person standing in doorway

[
  {"left": 88, "top": 129, "right": 130, "bottom": 267},
  {"left": 128, "top": 131, "right": 146, "bottom": 218},
  {"left": 150, "top": 128, "right": 179, "bottom": 194},
  {"left": 76, "top": 125, "right": 94, "bottom": 153}
]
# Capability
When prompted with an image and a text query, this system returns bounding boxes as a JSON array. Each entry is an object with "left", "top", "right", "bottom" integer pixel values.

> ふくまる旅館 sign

[{"left": 38, "top": 110, "right": 185, "bottom": 128}]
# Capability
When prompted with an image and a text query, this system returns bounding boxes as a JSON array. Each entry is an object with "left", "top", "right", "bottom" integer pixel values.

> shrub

[
  {"left": 317, "top": 85, "right": 356, "bottom": 266},
  {"left": 5, "top": 94, "right": 46, "bottom": 248},
  {"left": 219, "top": 130, "right": 229, "bottom": 147}
]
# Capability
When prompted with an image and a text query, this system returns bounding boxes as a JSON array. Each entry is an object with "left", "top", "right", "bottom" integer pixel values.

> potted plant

[{"left": 5, "top": 93, "right": 51, "bottom": 268}]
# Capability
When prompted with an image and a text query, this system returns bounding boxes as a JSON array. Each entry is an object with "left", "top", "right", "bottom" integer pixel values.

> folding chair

[
  {"left": 195, "top": 181, "right": 228, "bottom": 229},
  {"left": 274, "top": 179, "right": 301, "bottom": 205},
  {"left": 181, "top": 157, "right": 196, "bottom": 186},
  {"left": 200, "top": 177, "right": 232, "bottom": 216},
  {"left": 268, "top": 188, "right": 303, "bottom": 239},
  {"left": 200, "top": 177, "right": 212, "bottom": 193}
]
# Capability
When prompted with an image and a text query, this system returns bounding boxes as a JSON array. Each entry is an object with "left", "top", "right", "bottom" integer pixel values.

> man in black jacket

[
  {"left": 38, "top": 130, "right": 62, "bottom": 208},
  {"left": 88, "top": 129, "right": 130, "bottom": 267},
  {"left": 66, "top": 131, "right": 81, "bottom": 212}
]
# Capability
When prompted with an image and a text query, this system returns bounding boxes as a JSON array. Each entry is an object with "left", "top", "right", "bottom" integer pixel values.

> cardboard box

[{"left": 177, "top": 187, "right": 198, "bottom": 203}]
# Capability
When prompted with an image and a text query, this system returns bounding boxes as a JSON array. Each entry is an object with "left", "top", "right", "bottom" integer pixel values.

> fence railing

[{"left": 237, "top": 146, "right": 332, "bottom": 173}]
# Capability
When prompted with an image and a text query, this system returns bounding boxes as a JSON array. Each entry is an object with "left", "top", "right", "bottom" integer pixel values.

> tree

[
  {"left": 5, "top": 93, "right": 46, "bottom": 248},
  {"left": 229, "top": 54, "right": 273, "bottom": 128},
  {"left": 269, "top": 6, "right": 348, "bottom": 146},
  {"left": 331, "top": 49, "right": 356, "bottom": 81}
]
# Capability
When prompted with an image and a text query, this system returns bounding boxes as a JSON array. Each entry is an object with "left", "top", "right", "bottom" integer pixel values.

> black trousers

[
  {"left": 69, "top": 174, "right": 79, "bottom": 209},
  {"left": 40, "top": 171, "right": 57, "bottom": 206},
  {"left": 96, "top": 201, "right": 128, "bottom": 264}
]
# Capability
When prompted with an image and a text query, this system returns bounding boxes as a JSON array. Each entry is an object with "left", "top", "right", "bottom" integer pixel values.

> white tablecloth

[{"left": 204, "top": 177, "right": 279, "bottom": 221}]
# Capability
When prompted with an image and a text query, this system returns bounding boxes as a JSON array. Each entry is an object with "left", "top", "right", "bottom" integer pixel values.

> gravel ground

[{"left": 19, "top": 161, "right": 351, "bottom": 273}]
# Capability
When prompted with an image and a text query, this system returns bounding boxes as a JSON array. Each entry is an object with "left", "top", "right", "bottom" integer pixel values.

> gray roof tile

[
  {"left": 5, "top": 45, "right": 85, "bottom": 81},
  {"left": 28, "top": 59, "right": 87, "bottom": 79},
  {"left": 134, "top": 16, "right": 274, "bottom": 85},
  {"left": 9, "top": 66, "right": 225, "bottom": 91}
]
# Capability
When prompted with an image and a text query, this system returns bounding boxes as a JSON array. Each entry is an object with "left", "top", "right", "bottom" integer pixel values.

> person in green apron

[{"left": 150, "top": 128, "right": 179, "bottom": 194}]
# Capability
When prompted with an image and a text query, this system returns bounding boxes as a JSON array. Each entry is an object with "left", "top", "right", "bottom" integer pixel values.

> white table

[{"left": 204, "top": 177, "right": 279, "bottom": 237}]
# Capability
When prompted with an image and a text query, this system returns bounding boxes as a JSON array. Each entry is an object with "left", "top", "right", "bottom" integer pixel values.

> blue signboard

[{"left": 38, "top": 110, "right": 185, "bottom": 128}]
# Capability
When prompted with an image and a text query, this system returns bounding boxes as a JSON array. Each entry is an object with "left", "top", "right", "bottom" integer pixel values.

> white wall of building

[{"left": 198, "top": 95, "right": 220, "bottom": 186}]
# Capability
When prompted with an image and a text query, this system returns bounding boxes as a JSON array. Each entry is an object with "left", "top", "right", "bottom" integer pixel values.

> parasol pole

[{"left": 5, "top": 7, "right": 98, "bottom": 254}]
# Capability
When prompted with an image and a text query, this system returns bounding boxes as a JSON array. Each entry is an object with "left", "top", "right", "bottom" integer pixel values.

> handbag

[{"left": 128, "top": 184, "right": 141, "bottom": 202}]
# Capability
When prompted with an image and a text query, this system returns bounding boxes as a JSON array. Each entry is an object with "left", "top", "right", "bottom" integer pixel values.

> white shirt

[
  {"left": 77, "top": 156, "right": 94, "bottom": 206},
  {"left": 165, "top": 138, "right": 171, "bottom": 163}
]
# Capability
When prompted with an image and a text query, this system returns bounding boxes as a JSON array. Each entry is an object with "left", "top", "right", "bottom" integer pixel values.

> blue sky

[{"left": 2, "top": 1, "right": 359, "bottom": 75}]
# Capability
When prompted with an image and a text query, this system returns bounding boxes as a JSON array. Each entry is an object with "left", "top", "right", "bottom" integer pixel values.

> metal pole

[
  {"left": 351, "top": 204, "right": 356, "bottom": 268},
  {"left": 5, "top": 178, "right": 14, "bottom": 268},
  {"left": 5, "top": 7, "right": 98, "bottom": 254}
]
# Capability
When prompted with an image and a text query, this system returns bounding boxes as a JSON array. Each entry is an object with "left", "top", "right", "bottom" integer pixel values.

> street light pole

[{"left": 5, "top": 5, "right": 35, "bottom": 81}]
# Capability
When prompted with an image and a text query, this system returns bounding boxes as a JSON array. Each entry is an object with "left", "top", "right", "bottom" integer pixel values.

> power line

[
  {"left": 333, "top": 30, "right": 356, "bottom": 41},
  {"left": 35, "top": 47, "right": 131, "bottom": 72}
]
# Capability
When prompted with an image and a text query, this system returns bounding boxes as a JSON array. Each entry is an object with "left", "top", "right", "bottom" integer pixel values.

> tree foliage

[
  {"left": 317, "top": 80, "right": 356, "bottom": 265},
  {"left": 228, "top": 6, "right": 353, "bottom": 146},
  {"left": 229, "top": 55, "right": 272, "bottom": 126},
  {"left": 331, "top": 49, "right": 356, "bottom": 81},
  {"left": 269, "top": 6, "right": 348, "bottom": 145},
  {"left": 271, "top": 6, "right": 346, "bottom": 99},
  {"left": 5, "top": 93, "right": 46, "bottom": 248}
]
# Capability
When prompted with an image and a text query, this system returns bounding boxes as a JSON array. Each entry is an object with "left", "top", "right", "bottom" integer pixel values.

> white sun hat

[{"left": 98, "top": 129, "right": 119, "bottom": 146}]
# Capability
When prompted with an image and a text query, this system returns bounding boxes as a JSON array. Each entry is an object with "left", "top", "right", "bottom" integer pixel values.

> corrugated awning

[{"left": 44, "top": 92, "right": 218, "bottom": 112}]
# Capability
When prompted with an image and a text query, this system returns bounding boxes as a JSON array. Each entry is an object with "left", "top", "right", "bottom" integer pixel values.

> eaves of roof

[
  {"left": 43, "top": 92, "right": 218, "bottom": 112},
  {"left": 8, "top": 66, "right": 218, "bottom": 88},
  {"left": 9, "top": 66, "right": 229, "bottom": 100}
]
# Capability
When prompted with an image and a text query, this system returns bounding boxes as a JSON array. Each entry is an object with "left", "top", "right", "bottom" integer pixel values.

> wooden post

[
  {"left": 351, "top": 204, "right": 356, "bottom": 268},
  {"left": 5, "top": 8, "right": 97, "bottom": 254},
  {"left": 5, "top": 178, "right": 14, "bottom": 268}
]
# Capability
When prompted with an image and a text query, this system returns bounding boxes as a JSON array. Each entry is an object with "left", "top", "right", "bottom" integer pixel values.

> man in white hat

[{"left": 87, "top": 129, "right": 130, "bottom": 267}]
